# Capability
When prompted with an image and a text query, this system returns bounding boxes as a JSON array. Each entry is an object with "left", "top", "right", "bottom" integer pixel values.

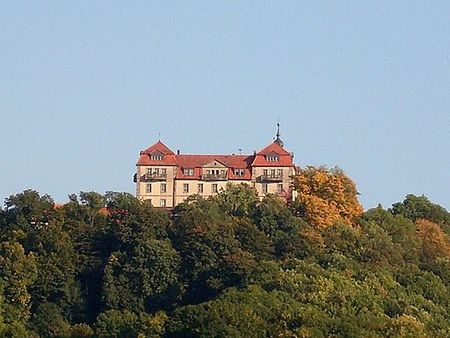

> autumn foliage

[
  {"left": 292, "top": 166, "right": 364, "bottom": 228},
  {"left": 416, "top": 219, "right": 450, "bottom": 262}
]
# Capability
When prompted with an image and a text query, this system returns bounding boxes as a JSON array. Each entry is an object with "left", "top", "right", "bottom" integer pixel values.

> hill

[{"left": 0, "top": 168, "right": 449, "bottom": 337}]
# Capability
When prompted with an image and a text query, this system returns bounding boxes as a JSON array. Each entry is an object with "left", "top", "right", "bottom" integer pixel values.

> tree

[
  {"left": 214, "top": 183, "right": 259, "bottom": 218},
  {"left": 30, "top": 302, "right": 71, "bottom": 338},
  {"left": 103, "top": 238, "right": 181, "bottom": 313},
  {"left": 1, "top": 190, "right": 58, "bottom": 241},
  {"left": 94, "top": 310, "right": 167, "bottom": 338},
  {"left": 360, "top": 206, "right": 421, "bottom": 265},
  {"left": 292, "top": 166, "right": 364, "bottom": 228},
  {"left": 61, "top": 192, "right": 108, "bottom": 323},
  {"left": 94, "top": 310, "right": 139, "bottom": 338},
  {"left": 234, "top": 219, "right": 275, "bottom": 261},
  {"left": 390, "top": 194, "right": 450, "bottom": 229},
  {"left": 166, "top": 285, "right": 304, "bottom": 338},
  {"left": 170, "top": 198, "right": 255, "bottom": 304},
  {"left": 105, "top": 193, "right": 169, "bottom": 251},
  {"left": 416, "top": 219, "right": 450, "bottom": 265},
  {"left": 0, "top": 241, "right": 37, "bottom": 329},
  {"left": 1, "top": 191, "right": 83, "bottom": 324},
  {"left": 253, "top": 195, "right": 302, "bottom": 237}
]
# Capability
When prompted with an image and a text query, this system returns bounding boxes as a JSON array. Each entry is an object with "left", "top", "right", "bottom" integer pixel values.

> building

[{"left": 134, "top": 126, "right": 297, "bottom": 207}]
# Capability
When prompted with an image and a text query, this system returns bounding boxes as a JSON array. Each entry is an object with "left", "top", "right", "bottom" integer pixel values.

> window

[
  {"left": 263, "top": 169, "right": 268, "bottom": 176},
  {"left": 270, "top": 169, "right": 276, "bottom": 177},
  {"left": 160, "top": 183, "right": 167, "bottom": 193},
  {"left": 160, "top": 199, "right": 166, "bottom": 207},
  {"left": 234, "top": 168, "right": 244, "bottom": 176},
  {"left": 183, "top": 168, "right": 194, "bottom": 176},
  {"left": 266, "top": 155, "right": 279, "bottom": 162},
  {"left": 146, "top": 184, "right": 152, "bottom": 193},
  {"left": 277, "top": 169, "right": 282, "bottom": 176},
  {"left": 198, "top": 183, "right": 203, "bottom": 194},
  {"left": 212, "top": 184, "right": 218, "bottom": 193},
  {"left": 151, "top": 153, "right": 163, "bottom": 161},
  {"left": 277, "top": 184, "right": 283, "bottom": 194},
  {"left": 147, "top": 167, "right": 166, "bottom": 176},
  {"left": 183, "top": 183, "right": 189, "bottom": 193},
  {"left": 262, "top": 183, "right": 268, "bottom": 194}
]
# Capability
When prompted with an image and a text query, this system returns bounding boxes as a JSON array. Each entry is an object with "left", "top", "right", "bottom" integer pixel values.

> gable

[
  {"left": 142, "top": 140, "right": 175, "bottom": 155},
  {"left": 202, "top": 159, "right": 228, "bottom": 168},
  {"left": 256, "top": 141, "right": 291, "bottom": 156}
]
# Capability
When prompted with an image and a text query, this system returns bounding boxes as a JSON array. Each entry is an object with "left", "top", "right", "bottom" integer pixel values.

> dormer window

[
  {"left": 266, "top": 155, "right": 279, "bottom": 162},
  {"left": 265, "top": 151, "right": 280, "bottom": 162},
  {"left": 183, "top": 168, "right": 194, "bottom": 176},
  {"left": 151, "top": 152, "right": 164, "bottom": 161},
  {"left": 234, "top": 169, "right": 245, "bottom": 176}
]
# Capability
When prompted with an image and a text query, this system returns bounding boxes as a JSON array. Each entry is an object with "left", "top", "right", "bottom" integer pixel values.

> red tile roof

[
  {"left": 137, "top": 154, "right": 178, "bottom": 166},
  {"left": 256, "top": 141, "right": 292, "bottom": 156},
  {"left": 142, "top": 140, "right": 175, "bottom": 155},
  {"left": 175, "top": 155, "right": 253, "bottom": 180},
  {"left": 136, "top": 140, "right": 295, "bottom": 176},
  {"left": 137, "top": 140, "right": 178, "bottom": 166},
  {"left": 251, "top": 141, "right": 294, "bottom": 167}
]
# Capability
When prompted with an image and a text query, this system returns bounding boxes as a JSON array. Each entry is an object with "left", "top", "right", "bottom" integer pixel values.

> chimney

[{"left": 177, "top": 149, "right": 180, "bottom": 155}]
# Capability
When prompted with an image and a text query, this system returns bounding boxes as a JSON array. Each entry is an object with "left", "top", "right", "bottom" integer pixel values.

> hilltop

[{"left": 0, "top": 167, "right": 449, "bottom": 337}]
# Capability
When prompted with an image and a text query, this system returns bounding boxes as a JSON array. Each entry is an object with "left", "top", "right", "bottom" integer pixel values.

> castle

[{"left": 134, "top": 126, "right": 297, "bottom": 207}]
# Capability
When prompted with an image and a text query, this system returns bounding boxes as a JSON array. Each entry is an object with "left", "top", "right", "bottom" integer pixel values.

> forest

[{"left": 1, "top": 166, "right": 450, "bottom": 337}]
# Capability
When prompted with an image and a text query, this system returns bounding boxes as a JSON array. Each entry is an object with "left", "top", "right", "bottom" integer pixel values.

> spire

[{"left": 274, "top": 122, "right": 284, "bottom": 147}]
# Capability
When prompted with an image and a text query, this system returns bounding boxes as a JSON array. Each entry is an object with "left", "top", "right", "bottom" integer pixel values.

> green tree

[
  {"left": 30, "top": 302, "right": 72, "bottom": 338},
  {"left": 2, "top": 190, "right": 83, "bottom": 324},
  {"left": 105, "top": 193, "right": 169, "bottom": 251},
  {"left": 1, "top": 190, "right": 57, "bottom": 238},
  {"left": 0, "top": 241, "right": 37, "bottom": 326},
  {"left": 61, "top": 192, "right": 108, "bottom": 323},
  {"left": 166, "top": 285, "right": 303, "bottom": 338},
  {"left": 94, "top": 310, "right": 167, "bottom": 338},
  {"left": 214, "top": 183, "right": 259, "bottom": 218},
  {"left": 390, "top": 194, "right": 450, "bottom": 228},
  {"left": 171, "top": 198, "right": 255, "bottom": 304},
  {"left": 103, "top": 238, "right": 180, "bottom": 312},
  {"left": 361, "top": 206, "right": 421, "bottom": 264}
]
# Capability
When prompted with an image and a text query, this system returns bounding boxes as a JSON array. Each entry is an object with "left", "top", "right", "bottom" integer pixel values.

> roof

[
  {"left": 175, "top": 155, "right": 253, "bottom": 180},
  {"left": 255, "top": 141, "right": 291, "bottom": 156},
  {"left": 251, "top": 141, "right": 294, "bottom": 167},
  {"left": 142, "top": 140, "right": 175, "bottom": 155},
  {"left": 136, "top": 140, "right": 295, "bottom": 173},
  {"left": 137, "top": 140, "right": 178, "bottom": 166}
]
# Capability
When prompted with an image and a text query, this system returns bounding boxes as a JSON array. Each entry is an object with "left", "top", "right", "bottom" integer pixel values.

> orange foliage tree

[
  {"left": 291, "top": 166, "right": 363, "bottom": 228},
  {"left": 416, "top": 219, "right": 450, "bottom": 263}
]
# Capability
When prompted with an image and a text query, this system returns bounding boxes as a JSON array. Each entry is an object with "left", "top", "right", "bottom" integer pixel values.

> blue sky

[{"left": 1, "top": 1, "right": 449, "bottom": 209}]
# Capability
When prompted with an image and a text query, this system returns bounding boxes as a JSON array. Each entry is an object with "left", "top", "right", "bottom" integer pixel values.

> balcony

[
  {"left": 201, "top": 173, "right": 227, "bottom": 181},
  {"left": 141, "top": 172, "right": 167, "bottom": 182},
  {"left": 258, "top": 174, "right": 283, "bottom": 182}
]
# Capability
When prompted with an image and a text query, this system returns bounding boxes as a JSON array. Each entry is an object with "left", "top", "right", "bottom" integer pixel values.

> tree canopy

[
  {"left": 291, "top": 166, "right": 364, "bottom": 228},
  {"left": 0, "top": 183, "right": 449, "bottom": 337}
]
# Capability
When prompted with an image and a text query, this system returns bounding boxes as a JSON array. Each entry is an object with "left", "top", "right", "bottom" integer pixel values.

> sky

[{"left": 1, "top": 1, "right": 449, "bottom": 210}]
